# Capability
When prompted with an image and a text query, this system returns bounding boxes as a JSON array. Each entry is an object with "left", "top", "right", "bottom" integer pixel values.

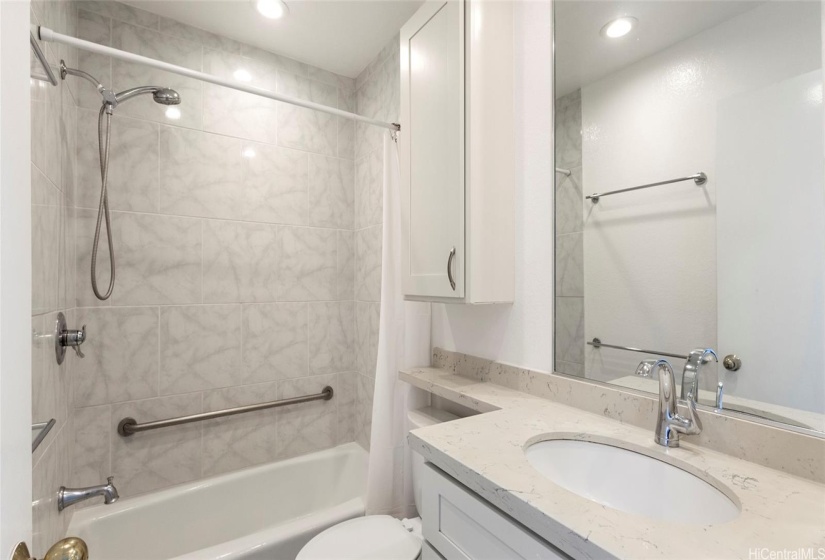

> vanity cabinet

[
  {"left": 399, "top": 0, "right": 514, "bottom": 303},
  {"left": 421, "top": 463, "right": 570, "bottom": 560}
]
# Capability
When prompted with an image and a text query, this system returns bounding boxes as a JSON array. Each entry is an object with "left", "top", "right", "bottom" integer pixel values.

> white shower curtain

[{"left": 365, "top": 132, "right": 431, "bottom": 517}]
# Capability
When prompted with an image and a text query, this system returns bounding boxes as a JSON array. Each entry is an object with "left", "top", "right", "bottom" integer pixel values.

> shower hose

[{"left": 91, "top": 105, "right": 115, "bottom": 300}]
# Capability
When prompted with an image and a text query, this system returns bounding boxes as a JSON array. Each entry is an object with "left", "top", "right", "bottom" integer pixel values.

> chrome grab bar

[
  {"left": 586, "top": 172, "right": 707, "bottom": 204},
  {"left": 32, "top": 418, "right": 56, "bottom": 453},
  {"left": 117, "top": 386, "right": 334, "bottom": 437},
  {"left": 587, "top": 338, "right": 688, "bottom": 360}
]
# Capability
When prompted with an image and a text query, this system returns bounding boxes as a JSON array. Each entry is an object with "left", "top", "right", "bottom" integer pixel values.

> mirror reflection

[{"left": 553, "top": 0, "right": 824, "bottom": 432}]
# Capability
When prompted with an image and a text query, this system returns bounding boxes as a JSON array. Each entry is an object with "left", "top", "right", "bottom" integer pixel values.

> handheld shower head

[
  {"left": 59, "top": 63, "right": 182, "bottom": 109},
  {"left": 153, "top": 88, "right": 181, "bottom": 105},
  {"left": 114, "top": 86, "right": 181, "bottom": 106},
  {"left": 59, "top": 64, "right": 184, "bottom": 301}
]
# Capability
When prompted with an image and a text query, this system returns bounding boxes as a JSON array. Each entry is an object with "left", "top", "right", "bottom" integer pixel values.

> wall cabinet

[
  {"left": 421, "top": 463, "right": 570, "bottom": 560},
  {"left": 399, "top": 0, "right": 514, "bottom": 303}
]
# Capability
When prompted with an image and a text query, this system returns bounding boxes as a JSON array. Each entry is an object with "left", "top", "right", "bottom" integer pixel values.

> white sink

[{"left": 525, "top": 438, "right": 740, "bottom": 525}]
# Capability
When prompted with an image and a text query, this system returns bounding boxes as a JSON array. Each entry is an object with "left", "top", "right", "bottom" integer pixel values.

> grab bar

[
  {"left": 32, "top": 418, "right": 56, "bottom": 452},
  {"left": 587, "top": 338, "right": 688, "bottom": 360},
  {"left": 586, "top": 172, "right": 707, "bottom": 204},
  {"left": 117, "top": 386, "right": 334, "bottom": 437}
]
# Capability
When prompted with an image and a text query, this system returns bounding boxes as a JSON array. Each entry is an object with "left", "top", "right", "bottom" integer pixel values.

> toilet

[{"left": 297, "top": 407, "right": 459, "bottom": 560}]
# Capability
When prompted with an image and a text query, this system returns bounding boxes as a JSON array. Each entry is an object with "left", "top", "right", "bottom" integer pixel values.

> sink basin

[{"left": 525, "top": 438, "right": 740, "bottom": 525}]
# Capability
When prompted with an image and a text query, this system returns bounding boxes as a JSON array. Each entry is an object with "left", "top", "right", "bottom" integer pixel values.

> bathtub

[{"left": 68, "top": 443, "right": 367, "bottom": 560}]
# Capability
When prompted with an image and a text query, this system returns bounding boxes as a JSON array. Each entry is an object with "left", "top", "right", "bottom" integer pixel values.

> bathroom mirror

[{"left": 553, "top": 0, "right": 825, "bottom": 434}]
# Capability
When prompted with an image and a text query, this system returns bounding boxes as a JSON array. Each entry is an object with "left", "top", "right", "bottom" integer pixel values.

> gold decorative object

[{"left": 43, "top": 537, "right": 89, "bottom": 560}]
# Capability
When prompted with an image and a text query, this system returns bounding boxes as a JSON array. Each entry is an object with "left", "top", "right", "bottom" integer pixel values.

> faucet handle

[
  {"left": 72, "top": 326, "right": 86, "bottom": 358},
  {"left": 107, "top": 475, "right": 114, "bottom": 485},
  {"left": 681, "top": 348, "right": 718, "bottom": 402},
  {"left": 635, "top": 359, "right": 655, "bottom": 378},
  {"left": 672, "top": 393, "right": 703, "bottom": 436}
]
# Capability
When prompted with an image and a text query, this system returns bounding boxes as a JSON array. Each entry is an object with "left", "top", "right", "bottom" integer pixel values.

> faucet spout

[
  {"left": 638, "top": 359, "right": 702, "bottom": 448},
  {"left": 680, "top": 348, "right": 718, "bottom": 403},
  {"left": 58, "top": 476, "right": 119, "bottom": 511}
]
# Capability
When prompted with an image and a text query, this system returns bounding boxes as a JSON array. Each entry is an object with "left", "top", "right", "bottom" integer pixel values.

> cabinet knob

[{"left": 447, "top": 247, "right": 456, "bottom": 291}]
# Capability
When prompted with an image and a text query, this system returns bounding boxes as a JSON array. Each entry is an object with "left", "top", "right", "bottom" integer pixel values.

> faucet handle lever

[
  {"left": 107, "top": 475, "right": 114, "bottom": 485},
  {"left": 675, "top": 394, "right": 703, "bottom": 436},
  {"left": 74, "top": 325, "right": 86, "bottom": 358},
  {"left": 681, "top": 348, "right": 718, "bottom": 403},
  {"left": 72, "top": 325, "right": 86, "bottom": 358},
  {"left": 635, "top": 359, "right": 655, "bottom": 378}
]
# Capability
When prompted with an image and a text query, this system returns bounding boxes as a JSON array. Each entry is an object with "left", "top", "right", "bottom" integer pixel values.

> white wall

[
  {"left": 430, "top": 0, "right": 554, "bottom": 373},
  {"left": 717, "top": 69, "right": 824, "bottom": 413},
  {"left": 581, "top": 2, "right": 821, "bottom": 397},
  {"left": 0, "top": 0, "right": 33, "bottom": 552}
]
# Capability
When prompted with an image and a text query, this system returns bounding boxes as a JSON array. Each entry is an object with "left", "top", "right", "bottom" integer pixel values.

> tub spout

[{"left": 58, "top": 476, "right": 119, "bottom": 511}]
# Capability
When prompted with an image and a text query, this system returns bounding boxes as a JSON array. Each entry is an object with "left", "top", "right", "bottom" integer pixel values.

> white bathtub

[{"left": 68, "top": 443, "right": 367, "bottom": 560}]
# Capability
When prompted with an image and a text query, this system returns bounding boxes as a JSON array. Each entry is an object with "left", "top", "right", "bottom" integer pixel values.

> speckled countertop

[{"left": 402, "top": 367, "right": 825, "bottom": 560}]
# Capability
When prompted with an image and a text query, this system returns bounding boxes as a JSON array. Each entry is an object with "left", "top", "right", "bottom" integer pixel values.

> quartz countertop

[{"left": 402, "top": 366, "right": 825, "bottom": 559}]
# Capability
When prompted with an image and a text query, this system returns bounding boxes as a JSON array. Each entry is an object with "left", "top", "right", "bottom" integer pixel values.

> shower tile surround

[
  {"left": 27, "top": 1, "right": 396, "bottom": 522},
  {"left": 554, "top": 90, "right": 585, "bottom": 377}
]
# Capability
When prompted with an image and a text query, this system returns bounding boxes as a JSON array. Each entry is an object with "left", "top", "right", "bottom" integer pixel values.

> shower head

[
  {"left": 59, "top": 63, "right": 182, "bottom": 109},
  {"left": 114, "top": 86, "right": 181, "bottom": 106},
  {"left": 152, "top": 88, "right": 182, "bottom": 105}
]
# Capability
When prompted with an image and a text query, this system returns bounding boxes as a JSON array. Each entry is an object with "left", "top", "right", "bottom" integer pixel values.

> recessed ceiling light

[
  {"left": 233, "top": 69, "right": 252, "bottom": 82},
  {"left": 255, "top": 0, "right": 288, "bottom": 20},
  {"left": 601, "top": 17, "right": 637, "bottom": 39},
  {"left": 165, "top": 106, "right": 181, "bottom": 120},
  {"left": 242, "top": 147, "right": 256, "bottom": 158}
]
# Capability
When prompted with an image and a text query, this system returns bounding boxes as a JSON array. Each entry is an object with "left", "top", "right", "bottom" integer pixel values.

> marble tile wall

[
  {"left": 63, "top": 1, "right": 377, "bottom": 503},
  {"left": 554, "top": 90, "right": 585, "bottom": 378},
  {"left": 31, "top": 0, "right": 78, "bottom": 556},
  {"left": 353, "top": 35, "right": 399, "bottom": 450}
]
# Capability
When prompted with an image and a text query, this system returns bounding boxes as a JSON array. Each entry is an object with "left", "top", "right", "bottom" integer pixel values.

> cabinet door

[
  {"left": 400, "top": 0, "right": 465, "bottom": 299},
  {"left": 422, "top": 464, "right": 570, "bottom": 560}
]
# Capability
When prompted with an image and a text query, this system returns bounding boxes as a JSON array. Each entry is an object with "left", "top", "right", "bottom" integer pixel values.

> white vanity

[{"left": 404, "top": 361, "right": 825, "bottom": 560}]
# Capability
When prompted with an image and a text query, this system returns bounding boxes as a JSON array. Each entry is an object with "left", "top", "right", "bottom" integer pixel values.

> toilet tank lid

[{"left": 408, "top": 406, "right": 459, "bottom": 429}]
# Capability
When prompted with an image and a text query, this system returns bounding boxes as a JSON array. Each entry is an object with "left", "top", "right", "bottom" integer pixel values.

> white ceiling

[
  {"left": 125, "top": 0, "right": 423, "bottom": 78},
  {"left": 554, "top": 1, "right": 764, "bottom": 98}
]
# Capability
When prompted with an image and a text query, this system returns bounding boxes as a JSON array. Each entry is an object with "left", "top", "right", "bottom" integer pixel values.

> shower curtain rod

[{"left": 37, "top": 26, "right": 401, "bottom": 132}]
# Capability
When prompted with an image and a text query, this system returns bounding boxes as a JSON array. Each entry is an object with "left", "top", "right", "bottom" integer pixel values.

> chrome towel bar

[
  {"left": 117, "top": 386, "right": 334, "bottom": 437},
  {"left": 588, "top": 338, "right": 688, "bottom": 360},
  {"left": 586, "top": 172, "right": 707, "bottom": 204}
]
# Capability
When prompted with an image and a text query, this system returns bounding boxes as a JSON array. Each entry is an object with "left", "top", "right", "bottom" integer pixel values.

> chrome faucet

[
  {"left": 637, "top": 359, "right": 702, "bottom": 448},
  {"left": 58, "top": 476, "right": 119, "bottom": 511},
  {"left": 681, "top": 348, "right": 722, "bottom": 409}
]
